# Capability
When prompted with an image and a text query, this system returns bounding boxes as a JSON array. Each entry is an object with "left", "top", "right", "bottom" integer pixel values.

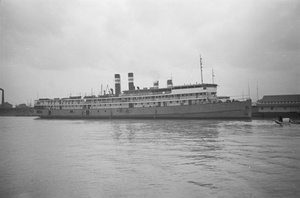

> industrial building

[{"left": 252, "top": 94, "right": 300, "bottom": 118}]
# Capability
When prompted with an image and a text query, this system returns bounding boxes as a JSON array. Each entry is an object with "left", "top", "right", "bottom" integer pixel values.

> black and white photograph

[{"left": 0, "top": 0, "right": 299, "bottom": 197}]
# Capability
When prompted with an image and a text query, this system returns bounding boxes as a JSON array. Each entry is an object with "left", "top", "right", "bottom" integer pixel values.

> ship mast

[{"left": 199, "top": 54, "right": 203, "bottom": 84}]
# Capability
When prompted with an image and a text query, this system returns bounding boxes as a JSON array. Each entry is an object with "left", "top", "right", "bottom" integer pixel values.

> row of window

[
  {"left": 37, "top": 101, "right": 83, "bottom": 105},
  {"left": 261, "top": 101, "right": 300, "bottom": 104},
  {"left": 261, "top": 107, "right": 288, "bottom": 110},
  {"left": 36, "top": 99, "right": 213, "bottom": 110},
  {"left": 37, "top": 96, "right": 214, "bottom": 106},
  {"left": 37, "top": 93, "right": 215, "bottom": 105}
]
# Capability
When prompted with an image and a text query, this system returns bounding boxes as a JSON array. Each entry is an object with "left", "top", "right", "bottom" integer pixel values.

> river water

[{"left": 0, "top": 117, "right": 299, "bottom": 198}]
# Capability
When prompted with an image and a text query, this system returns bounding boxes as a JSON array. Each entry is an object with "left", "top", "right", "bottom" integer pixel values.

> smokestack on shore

[
  {"left": 128, "top": 73, "right": 135, "bottom": 91},
  {"left": 114, "top": 74, "right": 121, "bottom": 97},
  {"left": 0, "top": 88, "right": 4, "bottom": 105}
]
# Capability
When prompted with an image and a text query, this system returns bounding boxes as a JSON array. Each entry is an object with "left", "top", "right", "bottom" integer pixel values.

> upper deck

[
  {"left": 34, "top": 71, "right": 219, "bottom": 110},
  {"left": 121, "top": 83, "right": 217, "bottom": 97},
  {"left": 34, "top": 83, "right": 218, "bottom": 109}
]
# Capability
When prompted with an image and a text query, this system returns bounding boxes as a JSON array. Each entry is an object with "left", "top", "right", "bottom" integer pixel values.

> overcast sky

[{"left": 0, "top": 0, "right": 299, "bottom": 106}]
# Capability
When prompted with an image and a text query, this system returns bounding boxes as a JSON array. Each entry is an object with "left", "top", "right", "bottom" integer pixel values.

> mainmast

[{"left": 199, "top": 54, "right": 203, "bottom": 84}]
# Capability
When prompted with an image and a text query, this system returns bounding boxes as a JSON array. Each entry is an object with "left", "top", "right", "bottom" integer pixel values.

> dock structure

[{"left": 253, "top": 94, "right": 300, "bottom": 118}]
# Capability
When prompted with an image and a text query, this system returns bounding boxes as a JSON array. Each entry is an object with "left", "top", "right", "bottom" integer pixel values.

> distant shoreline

[{"left": 0, "top": 108, "right": 34, "bottom": 117}]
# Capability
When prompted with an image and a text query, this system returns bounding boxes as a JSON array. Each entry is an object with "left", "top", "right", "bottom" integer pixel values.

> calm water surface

[{"left": 0, "top": 117, "right": 299, "bottom": 198}]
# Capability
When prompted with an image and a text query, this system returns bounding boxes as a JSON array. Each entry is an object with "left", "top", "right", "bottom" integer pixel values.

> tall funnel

[
  {"left": 128, "top": 72, "right": 135, "bottom": 91},
  {"left": 153, "top": 81, "right": 159, "bottom": 89},
  {"left": 114, "top": 74, "right": 121, "bottom": 97},
  {"left": 167, "top": 79, "right": 173, "bottom": 88}
]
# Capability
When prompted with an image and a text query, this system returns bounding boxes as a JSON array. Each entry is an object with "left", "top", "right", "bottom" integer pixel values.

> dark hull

[{"left": 35, "top": 100, "right": 252, "bottom": 119}]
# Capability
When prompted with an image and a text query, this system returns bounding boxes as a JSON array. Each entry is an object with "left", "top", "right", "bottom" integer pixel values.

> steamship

[{"left": 34, "top": 72, "right": 252, "bottom": 119}]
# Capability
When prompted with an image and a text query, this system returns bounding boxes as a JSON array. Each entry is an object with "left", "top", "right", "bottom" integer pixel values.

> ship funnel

[
  {"left": 0, "top": 88, "right": 4, "bottom": 105},
  {"left": 153, "top": 81, "right": 159, "bottom": 89},
  {"left": 128, "top": 72, "right": 135, "bottom": 91},
  {"left": 114, "top": 74, "right": 121, "bottom": 96},
  {"left": 167, "top": 79, "right": 173, "bottom": 88}
]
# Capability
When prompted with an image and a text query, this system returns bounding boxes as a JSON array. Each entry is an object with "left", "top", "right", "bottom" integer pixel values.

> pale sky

[{"left": 0, "top": 0, "right": 299, "bottom": 106}]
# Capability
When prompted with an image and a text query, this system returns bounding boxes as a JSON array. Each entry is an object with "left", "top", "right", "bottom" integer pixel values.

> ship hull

[{"left": 35, "top": 100, "right": 252, "bottom": 119}]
